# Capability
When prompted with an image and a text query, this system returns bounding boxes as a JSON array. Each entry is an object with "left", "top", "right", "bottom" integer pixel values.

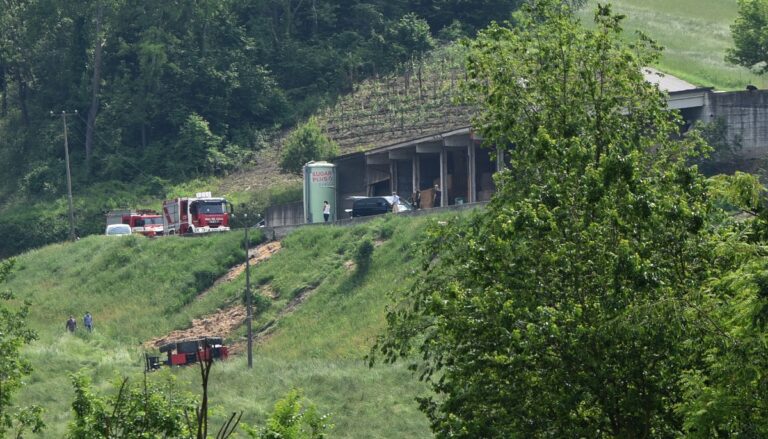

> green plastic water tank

[{"left": 303, "top": 161, "right": 337, "bottom": 223}]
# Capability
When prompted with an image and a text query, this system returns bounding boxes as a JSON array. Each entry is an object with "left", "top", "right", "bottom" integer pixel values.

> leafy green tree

[
  {"left": 386, "top": 13, "right": 435, "bottom": 64},
  {"left": 279, "top": 117, "right": 339, "bottom": 174},
  {"left": 727, "top": 0, "right": 768, "bottom": 72},
  {"left": 170, "top": 113, "right": 224, "bottom": 178},
  {"left": 0, "top": 259, "right": 44, "bottom": 438},
  {"left": 372, "top": 1, "right": 744, "bottom": 436},
  {"left": 671, "top": 172, "right": 768, "bottom": 436},
  {"left": 67, "top": 373, "right": 195, "bottom": 439}
]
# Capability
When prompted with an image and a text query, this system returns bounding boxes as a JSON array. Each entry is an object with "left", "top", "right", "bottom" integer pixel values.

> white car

[{"left": 105, "top": 224, "right": 132, "bottom": 236}]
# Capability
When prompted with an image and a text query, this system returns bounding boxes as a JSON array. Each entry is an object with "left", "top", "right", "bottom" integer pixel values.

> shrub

[
  {"left": 279, "top": 118, "right": 339, "bottom": 174},
  {"left": 170, "top": 113, "right": 224, "bottom": 177},
  {"left": 243, "top": 389, "right": 331, "bottom": 439}
]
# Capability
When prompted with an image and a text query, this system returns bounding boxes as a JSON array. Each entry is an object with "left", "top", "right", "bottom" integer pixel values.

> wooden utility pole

[
  {"left": 244, "top": 215, "right": 253, "bottom": 369},
  {"left": 54, "top": 110, "right": 78, "bottom": 241}
]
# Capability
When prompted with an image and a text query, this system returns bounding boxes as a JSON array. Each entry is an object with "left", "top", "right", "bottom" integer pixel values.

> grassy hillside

[
  {"left": 579, "top": 0, "right": 768, "bottom": 90},
  {"left": 3, "top": 213, "right": 460, "bottom": 437}
]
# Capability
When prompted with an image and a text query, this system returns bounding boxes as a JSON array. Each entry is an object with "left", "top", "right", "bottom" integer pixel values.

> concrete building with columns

[
  {"left": 333, "top": 127, "right": 500, "bottom": 212},
  {"left": 266, "top": 69, "right": 768, "bottom": 226},
  {"left": 330, "top": 69, "right": 768, "bottom": 217}
]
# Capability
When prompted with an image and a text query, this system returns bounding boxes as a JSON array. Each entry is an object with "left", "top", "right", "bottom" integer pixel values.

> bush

[
  {"left": 243, "top": 389, "right": 331, "bottom": 439},
  {"left": 279, "top": 118, "right": 339, "bottom": 174},
  {"left": 169, "top": 113, "right": 224, "bottom": 178},
  {"left": 20, "top": 161, "right": 62, "bottom": 196}
]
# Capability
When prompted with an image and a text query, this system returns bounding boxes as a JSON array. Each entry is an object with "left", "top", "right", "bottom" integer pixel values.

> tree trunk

[
  {"left": 311, "top": 0, "right": 317, "bottom": 37},
  {"left": 15, "top": 69, "right": 29, "bottom": 127},
  {"left": 0, "top": 63, "right": 7, "bottom": 117},
  {"left": 85, "top": 4, "right": 105, "bottom": 174}
]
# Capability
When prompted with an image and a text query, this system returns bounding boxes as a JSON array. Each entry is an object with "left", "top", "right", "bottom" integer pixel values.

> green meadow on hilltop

[
  {"left": 4, "top": 213, "right": 463, "bottom": 437},
  {"left": 580, "top": 0, "right": 768, "bottom": 90}
]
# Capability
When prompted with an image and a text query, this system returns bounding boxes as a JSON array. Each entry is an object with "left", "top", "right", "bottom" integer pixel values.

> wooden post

[
  {"left": 440, "top": 146, "right": 448, "bottom": 207},
  {"left": 468, "top": 143, "right": 476, "bottom": 203}
]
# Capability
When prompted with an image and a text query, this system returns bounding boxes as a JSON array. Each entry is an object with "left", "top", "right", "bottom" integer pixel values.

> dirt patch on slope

[
  {"left": 197, "top": 241, "right": 281, "bottom": 300},
  {"left": 218, "top": 147, "right": 301, "bottom": 194},
  {"left": 144, "top": 305, "right": 247, "bottom": 349},
  {"left": 143, "top": 241, "right": 282, "bottom": 350}
]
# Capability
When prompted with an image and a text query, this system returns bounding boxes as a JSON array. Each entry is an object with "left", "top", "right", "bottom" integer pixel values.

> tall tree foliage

[
  {"left": 671, "top": 172, "right": 768, "bottom": 436},
  {"left": 727, "top": 0, "right": 768, "bottom": 73},
  {"left": 0, "top": 0, "right": 524, "bottom": 257},
  {"left": 372, "top": 1, "right": 766, "bottom": 436},
  {"left": 0, "top": 0, "right": 524, "bottom": 189}
]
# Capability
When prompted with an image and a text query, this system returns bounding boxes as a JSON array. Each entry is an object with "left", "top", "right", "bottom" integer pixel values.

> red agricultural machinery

[{"left": 145, "top": 337, "right": 229, "bottom": 372}]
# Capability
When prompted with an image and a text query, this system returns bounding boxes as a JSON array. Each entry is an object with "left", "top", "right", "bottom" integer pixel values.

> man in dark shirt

[{"left": 66, "top": 315, "right": 77, "bottom": 332}]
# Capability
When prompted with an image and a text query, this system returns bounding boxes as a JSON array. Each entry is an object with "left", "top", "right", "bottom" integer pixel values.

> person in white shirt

[
  {"left": 392, "top": 192, "right": 400, "bottom": 213},
  {"left": 323, "top": 200, "right": 331, "bottom": 222}
]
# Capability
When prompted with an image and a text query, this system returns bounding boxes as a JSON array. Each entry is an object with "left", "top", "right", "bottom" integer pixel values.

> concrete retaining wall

[
  {"left": 264, "top": 201, "right": 303, "bottom": 227},
  {"left": 707, "top": 90, "right": 768, "bottom": 159}
]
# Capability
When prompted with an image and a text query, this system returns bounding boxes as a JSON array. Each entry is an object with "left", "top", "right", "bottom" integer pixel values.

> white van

[{"left": 105, "top": 224, "right": 132, "bottom": 236}]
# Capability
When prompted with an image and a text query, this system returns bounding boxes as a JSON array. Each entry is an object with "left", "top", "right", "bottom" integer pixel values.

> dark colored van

[{"left": 351, "top": 196, "right": 413, "bottom": 218}]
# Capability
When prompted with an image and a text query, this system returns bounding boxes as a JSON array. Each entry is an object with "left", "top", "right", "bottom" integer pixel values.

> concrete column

[
  {"left": 468, "top": 143, "right": 476, "bottom": 203},
  {"left": 390, "top": 161, "right": 396, "bottom": 193},
  {"left": 496, "top": 146, "right": 505, "bottom": 171},
  {"left": 440, "top": 146, "right": 448, "bottom": 206}
]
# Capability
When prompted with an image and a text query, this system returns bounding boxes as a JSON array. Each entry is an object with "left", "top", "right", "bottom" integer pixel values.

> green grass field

[
  {"left": 579, "top": 0, "right": 768, "bottom": 90},
  {"left": 3, "top": 213, "right": 468, "bottom": 437}
]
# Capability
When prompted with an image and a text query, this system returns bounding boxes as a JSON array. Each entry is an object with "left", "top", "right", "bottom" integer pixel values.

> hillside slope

[{"left": 4, "top": 213, "right": 459, "bottom": 437}]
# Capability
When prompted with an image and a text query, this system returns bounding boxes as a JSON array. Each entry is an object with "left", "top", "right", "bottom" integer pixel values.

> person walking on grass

[
  {"left": 323, "top": 200, "right": 331, "bottom": 222},
  {"left": 84, "top": 312, "right": 93, "bottom": 332},
  {"left": 66, "top": 315, "right": 77, "bottom": 332}
]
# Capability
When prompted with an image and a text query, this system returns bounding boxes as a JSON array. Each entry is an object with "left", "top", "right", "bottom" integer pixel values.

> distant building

[{"left": 267, "top": 69, "right": 768, "bottom": 226}]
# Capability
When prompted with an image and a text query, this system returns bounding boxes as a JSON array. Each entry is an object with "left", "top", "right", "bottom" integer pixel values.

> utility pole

[
  {"left": 53, "top": 110, "right": 78, "bottom": 241},
  {"left": 244, "top": 213, "right": 253, "bottom": 369}
]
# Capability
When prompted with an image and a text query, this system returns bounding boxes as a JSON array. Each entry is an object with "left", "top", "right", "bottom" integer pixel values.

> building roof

[
  {"left": 331, "top": 67, "right": 710, "bottom": 160},
  {"left": 642, "top": 67, "right": 700, "bottom": 93}
]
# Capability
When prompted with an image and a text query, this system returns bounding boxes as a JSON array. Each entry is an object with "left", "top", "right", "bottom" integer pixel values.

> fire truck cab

[{"left": 163, "top": 192, "right": 232, "bottom": 235}]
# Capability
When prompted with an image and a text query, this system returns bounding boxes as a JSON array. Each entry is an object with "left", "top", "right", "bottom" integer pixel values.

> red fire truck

[
  {"left": 106, "top": 209, "right": 165, "bottom": 237},
  {"left": 162, "top": 192, "right": 232, "bottom": 235}
]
